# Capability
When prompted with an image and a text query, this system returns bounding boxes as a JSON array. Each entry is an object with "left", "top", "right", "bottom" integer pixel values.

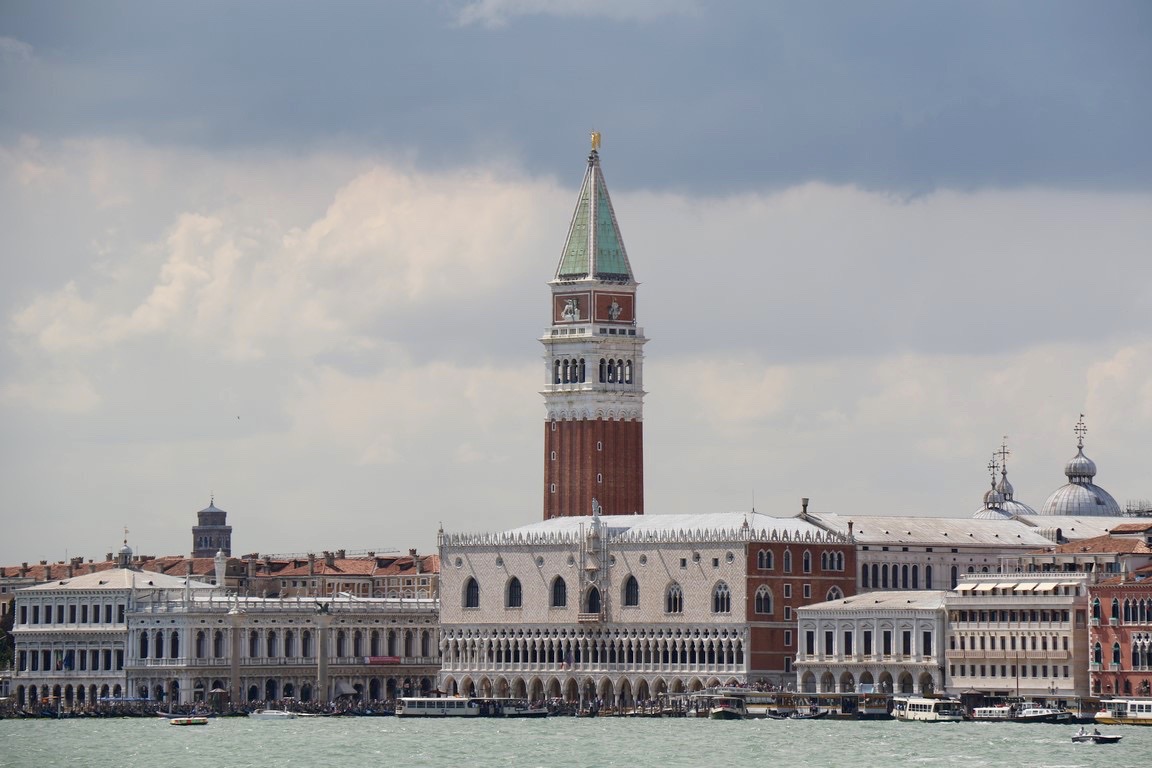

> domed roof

[
  {"left": 1038, "top": 416, "right": 1122, "bottom": 516},
  {"left": 974, "top": 445, "right": 1035, "bottom": 519}
]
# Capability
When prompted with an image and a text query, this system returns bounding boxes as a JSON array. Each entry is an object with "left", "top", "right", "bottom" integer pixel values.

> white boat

[
  {"left": 1095, "top": 697, "right": 1152, "bottom": 726},
  {"left": 247, "top": 708, "right": 298, "bottom": 720},
  {"left": 892, "top": 696, "right": 964, "bottom": 722},
  {"left": 169, "top": 716, "right": 209, "bottom": 726},
  {"left": 708, "top": 696, "right": 747, "bottom": 720},
  {"left": 1073, "top": 728, "right": 1123, "bottom": 744},
  {"left": 1012, "top": 705, "right": 1074, "bottom": 724},
  {"left": 971, "top": 705, "right": 1012, "bottom": 722},
  {"left": 395, "top": 696, "right": 481, "bottom": 718}
]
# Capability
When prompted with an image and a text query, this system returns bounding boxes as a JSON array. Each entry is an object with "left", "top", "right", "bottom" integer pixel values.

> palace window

[
  {"left": 506, "top": 577, "right": 523, "bottom": 609},
  {"left": 754, "top": 586, "right": 772, "bottom": 614},
  {"left": 712, "top": 582, "right": 731, "bottom": 613},
  {"left": 464, "top": 578, "right": 480, "bottom": 609},
  {"left": 666, "top": 583, "right": 684, "bottom": 614},
  {"left": 623, "top": 576, "right": 639, "bottom": 607},
  {"left": 551, "top": 577, "right": 567, "bottom": 608}
]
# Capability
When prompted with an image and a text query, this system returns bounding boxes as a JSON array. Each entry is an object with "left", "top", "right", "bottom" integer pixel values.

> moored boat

[
  {"left": 892, "top": 696, "right": 964, "bottom": 722},
  {"left": 1012, "top": 705, "right": 1074, "bottom": 724},
  {"left": 1095, "top": 697, "right": 1152, "bottom": 726},
  {"left": 247, "top": 708, "right": 298, "bottom": 720}
]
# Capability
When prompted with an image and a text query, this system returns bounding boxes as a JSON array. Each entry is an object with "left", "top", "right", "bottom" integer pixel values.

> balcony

[{"left": 577, "top": 612, "right": 604, "bottom": 624}]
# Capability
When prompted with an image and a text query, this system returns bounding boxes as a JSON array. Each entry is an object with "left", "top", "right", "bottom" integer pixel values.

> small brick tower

[
  {"left": 191, "top": 496, "right": 232, "bottom": 558},
  {"left": 541, "top": 134, "right": 646, "bottom": 519}
]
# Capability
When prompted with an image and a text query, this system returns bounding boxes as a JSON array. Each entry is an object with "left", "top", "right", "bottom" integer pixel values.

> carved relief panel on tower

[
  {"left": 594, "top": 292, "right": 634, "bottom": 323},
  {"left": 553, "top": 292, "right": 591, "bottom": 324}
]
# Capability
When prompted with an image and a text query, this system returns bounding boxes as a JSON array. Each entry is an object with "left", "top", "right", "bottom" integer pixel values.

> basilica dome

[{"left": 1038, "top": 419, "right": 1121, "bottom": 516}]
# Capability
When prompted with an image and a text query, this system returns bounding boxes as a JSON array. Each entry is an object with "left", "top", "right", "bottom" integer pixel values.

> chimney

[
  {"left": 410, "top": 549, "right": 422, "bottom": 574},
  {"left": 186, "top": 559, "right": 194, "bottom": 576},
  {"left": 336, "top": 549, "right": 345, "bottom": 560},
  {"left": 106, "top": 553, "right": 113, "bottom": 562},
  {"left": 308, "top": 553, "right": 316, "bottom": 576},
  {"left": 848, "top": 521, "right": 855, "bottom": 538},
  {"left": 324, "top": 551, "right": 335, "bottom": 568},
  {"left": 801, "top": 497, "right": 809, "bottom": 517},
  {"left": 66, "top": 562, "right": 74, "bottom": 578}
]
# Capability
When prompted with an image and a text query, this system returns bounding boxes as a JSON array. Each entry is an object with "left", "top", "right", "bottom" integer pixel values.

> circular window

[
  {"left": 567, "top": 555, "right": 575, "bottom": 566},
  {"left": 609, "top": 555, "right": 617, "bottom": 565},
  {"left": 639, "top": 555, "right": 647, "bottom": 565},
  {"left": 726, "top": 552, "right": 734, "bottom": 563},
  {"left": 536, "top": 556, "right": 544, "bottom": 567},
  {"left": 692, "top": 552, "right": 701, "bottom": 562},
  {"left": 495, "top": 556, "right": 504, "bottom": 567},
  {"left": 454, "top": 557, "right": 463, "bottom": 568}
]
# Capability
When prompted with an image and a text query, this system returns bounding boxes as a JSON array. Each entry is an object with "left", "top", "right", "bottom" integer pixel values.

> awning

[
  {"left": 1035, "top": 582, "right": 1062, "bottom": 591},
  {"left": 335, "top": 681, "right": 358, "bottom": 696},
  {"left": 974, "top": 583, "right": 998, "bottom": 592},
  {"left": 1013, "top": 582, "right": 1040, "bottom": 591},
  {"left": 955, "top": 583, "right": 977, "bottom": 592}
]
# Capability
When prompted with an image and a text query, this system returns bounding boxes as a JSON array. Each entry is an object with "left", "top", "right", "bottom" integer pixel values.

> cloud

[
  {"left": 455, "top": 0, "right": 699, "bottom": 27},
  {"left": 2, "top": 138, "right": 1151, "bottom": 563},
  {"left": 0, "top": 36, "right": 34, "bottom": 64}
]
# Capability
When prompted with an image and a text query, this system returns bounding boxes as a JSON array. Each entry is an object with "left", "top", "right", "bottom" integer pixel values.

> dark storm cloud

[{"left": 2, "top": 1, "right": 1150, "bottom": 193}]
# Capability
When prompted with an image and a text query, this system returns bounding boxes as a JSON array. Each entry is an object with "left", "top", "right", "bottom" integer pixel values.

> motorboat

[
  {"left": 1072, "top": 730, "right": 1123, "bottom": 744},
  {"left": 248, "top": 708, "right": 298, "bottom": 720},
  {"left": 708, "top": 696, "right": 747, "bottom": 720},
  {"left": 1012, "top": 705, "right": 1074, "bottom": 724},
  {"left": 169, "top": 716, "right": 209, "bottom": 726}
]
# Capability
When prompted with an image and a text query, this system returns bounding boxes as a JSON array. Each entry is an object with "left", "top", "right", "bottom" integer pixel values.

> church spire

[{"left": 554, "top": 133, "right": 635, "bottom": 284}]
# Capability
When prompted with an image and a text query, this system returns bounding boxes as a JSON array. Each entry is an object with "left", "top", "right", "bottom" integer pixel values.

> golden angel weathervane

[{"left": 591, "top": 131, "right": 601, "bottom": 151}]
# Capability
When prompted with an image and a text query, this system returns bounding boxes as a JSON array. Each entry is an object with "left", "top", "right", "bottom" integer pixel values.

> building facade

[
  {"left": 438, "top": 512, "right": 855, "bottom": 706},
  {"left": 126, "top": 592, "right": 439, "bottom": 705},
  {"left": 944, "top": 573, "right": 1091, "bottom": 702},
  {"left": 795, "top": 590, "right": 948, "bottom": 695},
  {"left": 542, "top": 135, "right": 646, "bottom": 520}
]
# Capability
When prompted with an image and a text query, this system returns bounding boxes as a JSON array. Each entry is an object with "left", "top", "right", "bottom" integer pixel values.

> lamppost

[{"left": 1048, "top": 680, "right": 1058, "bottom": 703}]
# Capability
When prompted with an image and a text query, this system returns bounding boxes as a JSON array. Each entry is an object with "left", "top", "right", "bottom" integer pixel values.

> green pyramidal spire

[{"left": 554, "top": 134, "right": 635, "bottom": 283}]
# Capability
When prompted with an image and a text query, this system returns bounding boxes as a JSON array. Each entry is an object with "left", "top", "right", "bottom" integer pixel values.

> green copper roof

[{"left": 555, "top": 149, "right": 634, "bottom": 283}]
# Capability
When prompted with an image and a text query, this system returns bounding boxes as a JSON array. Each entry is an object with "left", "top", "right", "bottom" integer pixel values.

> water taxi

[
  {"left": 1095, "top": 697, "right": 1152, "bottom": 726},
  {"left": 971, "top": 705, "right": 1013, "bottom": 721},
  {"left": 395, "top": 697, "right": 548, "bottom": 718},
  {"left": 892, "top": 696, "right": 964, "bottom": 722},
  {"left": 708, "top": 696, "right": 747, "bottom": 720}
]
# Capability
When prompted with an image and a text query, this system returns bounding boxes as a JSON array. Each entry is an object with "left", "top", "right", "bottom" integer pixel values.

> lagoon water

[{"left": 2, "top": 716, "right": 1150, "bottom": 768}]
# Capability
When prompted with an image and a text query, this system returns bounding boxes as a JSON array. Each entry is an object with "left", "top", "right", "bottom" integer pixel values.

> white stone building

[
  {"left": 944, "top": 572, "right": 1091, "bottom": 702},
  {"left": 126, "top": 592, "right": 440, "bottom": 705},
  {"left": 794, "top": 590, "right": 948, "bottom": 695},
  {"left": 438, "top": 511, "right": 855, "bottom": 707},
  {"left": 11, "top": 551, "right": 214, "bottom": 708}
]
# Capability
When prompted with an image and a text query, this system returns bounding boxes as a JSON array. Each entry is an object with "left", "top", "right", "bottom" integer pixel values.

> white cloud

[
  {"left": 2, "top": 138, "right": 1151, "bottom": 562},
  {"left": 455, "top": 0, "right": 698, "bottom": 27},
  {"left": 0, "top": 36, "right": 34, "bottom": 64}
]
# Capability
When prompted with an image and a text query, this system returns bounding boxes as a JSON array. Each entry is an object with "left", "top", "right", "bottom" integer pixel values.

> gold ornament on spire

[{"left": 591, "top": 131, "right": 601, "bottom": 151}]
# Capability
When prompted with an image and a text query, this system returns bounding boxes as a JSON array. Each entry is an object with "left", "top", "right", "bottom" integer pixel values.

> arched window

[
  {"left": 139, "top": 632, "right": 149, "bottom": 659},
  {"left": 754, "top": 586, "right": 772, "bottom": 614},
  {"left": 267, "top": 631, "right": 278, "bottom": 658},
  {"left": 802, "top": 551, "right": 812, "bottom": 573},
  {"left": 1112, "top": 599, "right": 1121, "bottom": 621},
  {"left": 598, "top": 358, "right": 606, "bottom": 383},
  {"left": 1093, "top": 642, "right": 1102, "bottom": 664},
  {"left": 901, "top": 564, "right": 909, "bottom": 589},
  {"left": 623, "top": 575, "right": 639, "bottom": 607},
  {"left": 1092, "top": 598, "right": 1101, "bottom": 621},
  {"left": 553, "top": 359, "right": 561, "bottom": 384},
  {"left": 213, "top": 630, "right": 224, "bottom": 658},
  {"left": 249, "top": 631, "right": 259, "bottom": 658},
  {"left": 336, "top": 631, "right": 346, "bottom": 657},
  {"left": 464, "top": 578, "right": 480, "bottom": 609},
  {"left": 170, "top": 631, "right": 179, "bottom": 659},
  {"left": 666, "top": 583, "right": 684, "bottom": 614},
  {"left": 579, "top": 358, "right": 586, "bottom": 382},
  {"left": 195, "top": 630, "right": 206, "bottom": 659},
  {"left": 836, "top": 552, "right": 844, "bottom": 571},
  {"left": 862, "top": 563, "right": 870, "bottom": 588},
  {"left": 950, "top": 566, "right": 958, "bottom": 589},
  {"left": 302, "top": 630, "right": 313, "bottom": 658},
  {"left": 911, "top": 565, "right": 919, "bottom": 589},
  {"left": 821, "top": 552, "right": 828, "bottom": 570},
  {"left": 285, "top": 630, "right": 296, "bottom": 658},
  {"left": 783, "top": 550, "right": 792, "bottom": 573},
  {"left": 925, "top": 565, "right": 933, "bottom": 589},
  {"left": 1113, "top": 642, "right": 1122, "bottom": 665},
  {"left": 551, "top": 577, "right": 567, "bottom": 608},
  {"left": 506, "top": 577, "right": 522, "bottom": 609},
  {"left": 826, "top": 586, "right": 844, "bottom": 601},
  {"left": 758, "top": 550, "right": 773, "bottom": 570},
  {"left": 712, "top": 582, "right": 731, "bottom": 613},
  {"left": 586, "top": 586, "right": 601, "bottom": 614}
]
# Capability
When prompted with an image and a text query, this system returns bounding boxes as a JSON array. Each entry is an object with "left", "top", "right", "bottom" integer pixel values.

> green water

[{"left": 1, "top": 716, "right": 1148, "bottom": 768}]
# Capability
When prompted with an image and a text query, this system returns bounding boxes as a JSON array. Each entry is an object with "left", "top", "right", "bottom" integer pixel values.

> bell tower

[
  {"left": 541, "top": 135, "right": 646, "bottom": 519},
  {"left": 192, "top": 496, "right": 232, "bottom": 558}
]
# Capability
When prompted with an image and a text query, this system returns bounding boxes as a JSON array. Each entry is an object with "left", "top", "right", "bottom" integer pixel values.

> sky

[{"left": 1, "top": 1, "right": 1151, "bottom": 566}]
